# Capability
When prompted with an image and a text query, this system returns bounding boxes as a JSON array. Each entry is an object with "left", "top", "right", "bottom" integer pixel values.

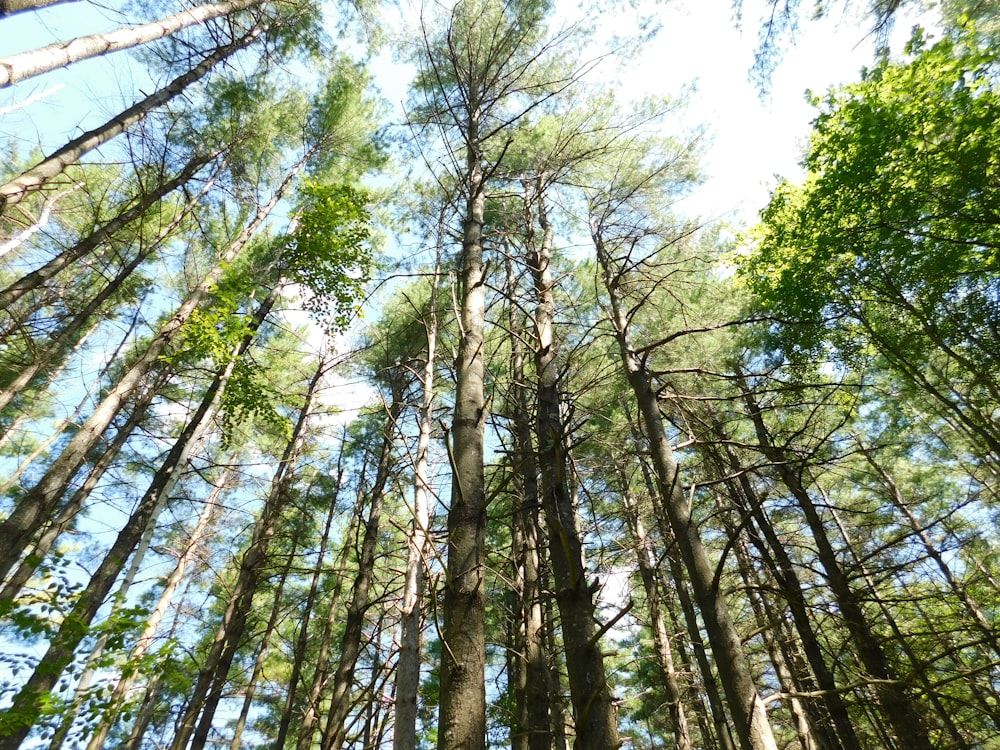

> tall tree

[{"left": 409, "top": 2, "right": 578, "bottom": 745}]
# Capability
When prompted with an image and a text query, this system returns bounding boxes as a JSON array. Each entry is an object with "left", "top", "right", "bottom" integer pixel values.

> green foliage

[
  {"left": 741, "top": 31, "right": 1000, "bottom": 459},
  {"left": 169, "top": 261, "right": 292, "bottom": 446},
  {"left": 286, "top": 181, "right": 374, "bottom": 332}
]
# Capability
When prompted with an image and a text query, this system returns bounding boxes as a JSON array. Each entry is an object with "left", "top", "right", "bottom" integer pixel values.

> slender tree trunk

[
  {"left": 0, "top": 325, "right": 109, "bottom": 497},
  {"left": 171, "top": 354, "right": 326, "bottom": 750},
  {"left": 0, "top": 150, "right": 215, "bottom": 313},
  {"left": 543, "top": 585, "right": 571, "bottom": 750},
  {"left": 0, "top": 0, "right": 267, "bottom": 89},
  {"left": 228, "top": 525, "right": 301, "bottom": 750},
  {"left": 595, "top": 233, "right": 777, "bottom": 750},
  {"left": 272, "top": 461, "right": 344, "bottom": 750},
  {"left": 437, "top": 106, "right": 488, "bottom": 750},
  {"left": 46, "top": 383, "right": 221, "bottom": 750},
  {"left": 295, "top": 510, "right": 357, "bottom": 750},
  {"left": 0, "top": 152, "right": 305, "bottom": 584},
  {"left": 85, "top": 465, "right": 231, "bottom": 750},
  {"left": 700, "top": 414, "right": 861, "bottom": 750},
  {"left": 738, "top": 378, "right": 933, "bottom": 750},
  {"left": 502, "top": 249, "right": 552, "bottom": 750},
  {"left": 0, "top": 22, "right": 258, "bottom": 211},
  {"left": 619, "top": 475, "right": 692, "bottom": 750},
  {"left": 727, "top": 521, "right": 819, "bottom": 750},
  {"left": 0, "top": 297, "right": 267, "bottom": 749},
  {"left": 0, "top": 375, "right": 157, "bottom": 603},
  {"left": 633, "top": 449, "right": 731, "bottom": 750},
  {"left": 860, "top": 446, "right": 1000, "bottom": 660},
  {"left": 393, "top": 249, "right": 441, "bottom": 750},
  {"left": 321, "top": 379, "right": 405, "bottom": 750},
  {"left": 826, "top": 500, "right": 969, "bottom": 749},
  {"left": 530, "top": 183, "right": 620, "bottom": 750}
]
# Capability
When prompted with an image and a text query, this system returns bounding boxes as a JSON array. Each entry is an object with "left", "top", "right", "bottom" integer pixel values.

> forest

[{"left": 0, "top": 0, "right": 998, "bottom": 748}]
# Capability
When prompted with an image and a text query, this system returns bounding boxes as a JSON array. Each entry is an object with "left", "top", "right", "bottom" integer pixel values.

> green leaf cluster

[
  {"left": 742, "top": 31, "right": 1000, "bottom": 383},
  {"left": 286, "top": 181, "right": 374, "bottom": 332}
]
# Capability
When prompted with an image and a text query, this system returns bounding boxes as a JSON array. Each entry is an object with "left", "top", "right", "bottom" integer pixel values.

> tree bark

[
  {"left": 619, "top": 474, "right": 692, "bottom": 750},
  {"left": 503, "top": 250, "right": 552, "bottom": 750},
  {"left": 227, "top": 523, "right": 300, "bottom": 750},
  {"left": 0, "top": 0, "right": 266, "bottom": 88},
  {"left": 271, "top": 460, "right": 343, "bottom": 750},
  {"left": 84, "top": 464, "right": 231, "bottom": 750},
  {"left": 437, "top": 107, "right": 488, "bottom": 750},
  {"left": 530, "top": 183, "right": 620, "bottom": 750},
  {"left": 394, "top": 249, "right": 441, "bottom": 750},
  {"left": 295, "top": 511, "right": 358, "bottom": 750},
  {"left": 0, "top": 294, "right": 267, "bottom": 749},
  {"left": 698, "top": 414, "right": 862, "bottom": 750}
]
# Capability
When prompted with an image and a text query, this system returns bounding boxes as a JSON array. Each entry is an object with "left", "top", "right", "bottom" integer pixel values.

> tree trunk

[
  {"left": 295, "top": 511, "right": 358, "bottom": 750},
  {"left": 321, "top": 378, "right": 405, "bottom": 750},
  {"left": 699, "top": 414, "right": 862, "bottom": 750},
  {"left": 171, "top": 353, "right": 326, "bottom": 750},
  {"left": 437, "top": 108, "right": 488, "bottom": 750},
  {"left": 0, "top": 151, "right": 305, "bottom": 585},
  {"left": 0, "top": 0, "right": 266, "bottom": 88},
  {"left": 271, "top": 457, "right": 343, "bottom": 750},
  {"left": 595, "top": 230, "right": 777, "bottom": 750},
  {"left": 530, "top": 183, "right": 620, "bottom": 750},
  {"left": 228, "top": 524, "right": 301, "bottom": 750},
  {"left": 0, "top": 180, "right": 82, "bottom": 260},
  {"left": 633, "top": 449, "right": 732, "bottom": 750},
  {"left": 393, "top": 248, "right": 441, "bottom": 750},
  {"left": 619, "top": 475, "right": 692, "bottom": 750},
  {"left": 0, "top": 371, "right": 158, "bottom": 603},
  {"left": 0, "top": 294, "right": 268, "bottom": 750},
  {"left": 502, "top": 249, "right": 551, "bottom": 750}
]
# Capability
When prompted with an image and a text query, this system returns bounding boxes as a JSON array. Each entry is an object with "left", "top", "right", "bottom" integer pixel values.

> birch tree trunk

[
  {"left": 0, "top": 0, "right": 76, "bottom": 18},
  {"left": 393, "top": 250, "right": 441, "bottom": 750},
  {"left": 0, "top": 0, "right": 267, "bottom": 88}
]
